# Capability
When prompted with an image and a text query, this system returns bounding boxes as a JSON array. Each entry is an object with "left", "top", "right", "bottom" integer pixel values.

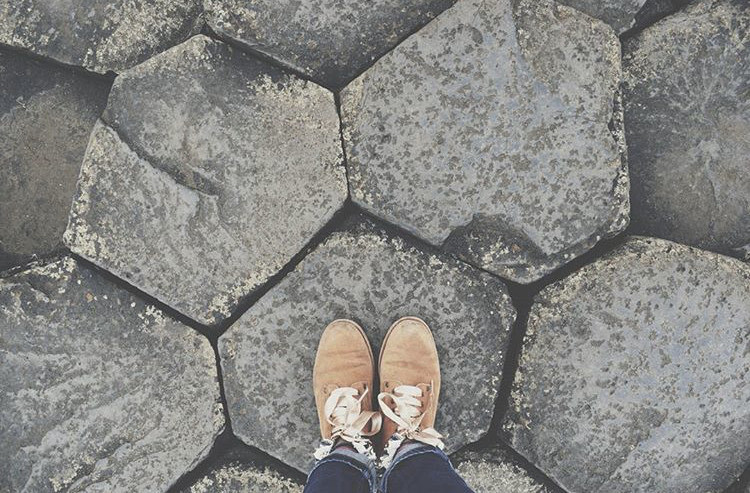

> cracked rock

[
  {"left": 557, "top": 0, "right": 647, "bottom": 33},
  {"left": 504, "top": 237, "right": 750, "bottom": 493},
  {"left": 341, "top": 0, "right": 628, "bottom": 284},
  {"left": 623, "top": 0, "right": 749, "bottom": 261},
  {"left": 0, "top": 257, "right": 224, "bottom": 492},
  {"left": 64, "top": 35, "right": 347, "bottom": 326},
  {"left": 203, "top": 0, "right": 455, "bottom": 88},
  {"left": 181, "top": 462, "right": 302, "bottom": 493},
  {"left": 219, "top": 218, "right": 516, "bottom": 472},
  {"left": 0, "top": 0, "right": 203, "bottom": 74},
  {"left": 453, "top": 445, "right": 553, "bottom": 493},
  {"left": 0, "top": 50, "right": 109, "bottom": 272}
]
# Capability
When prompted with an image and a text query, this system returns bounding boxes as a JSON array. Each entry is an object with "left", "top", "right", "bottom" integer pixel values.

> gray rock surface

[
  {"left": 0, "top": 257, "right": 224, "bottom": 492},
  {"left": 203, "top": 0, "right": 455, "bottom": 88},
  {"left": 0, "top": 50, "right": 109, "bottom": 272},
  {"left": 504, "top": 237, "right": 750, "bottom": 493},
  {"left": 623, "top": 0, "right": 750, "bottom": 260},
  {"left": 182, "top": 462, "right": 302, "bottom": 493},
  {"left": 0, "top": 0, "right": 203, "bottom": 74},
  {"left": 453, "top": 445, "right": 553, "bottom": 493},
  {"left": 65, "top": 35, "right": 347, "bottom": 326},
  {"left": 557, "top": 0, "right": 647, "bottom": 33},
  {"left": 341, "top": 0, "right": 628, "bottom": 284},
  {"left": 219, "top": 218, "right": 516, "bottom": 472}
]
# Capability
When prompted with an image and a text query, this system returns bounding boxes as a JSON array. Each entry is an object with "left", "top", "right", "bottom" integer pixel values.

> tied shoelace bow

[
  {"left": 314, "top": 386, "right": 382, "bottom": 461},
  {"left": 378, "top": 383, "right": 444, "bottom": 468}
]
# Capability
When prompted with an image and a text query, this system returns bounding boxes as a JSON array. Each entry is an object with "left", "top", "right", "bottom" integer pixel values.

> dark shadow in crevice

[
  {"left": 0, "top": 42, "right": 116, "bottom": 82},
  {"left": 621, "top": 0, "right": 695, "bottom": 40},
  {"left": 334, "top": 92, "right": 353, "bottom": 202},
  {"left": 723, "top": 462, "right": 750, "bottom": 493},
  {"left": 0, "top": 247, "right": 70, "bottom": 279},
  {"left": 167, "top": 430, "right": 306, "bottom": 492}
]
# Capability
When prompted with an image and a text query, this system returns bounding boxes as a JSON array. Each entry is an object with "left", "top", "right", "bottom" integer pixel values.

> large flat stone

[
  {"left": 557, "top": 0, "right": 647, "bottom": 33},
  {"left": 64, "top": 35, "right": 347, "bottom": 326},
  {"left": 503, "top": 237, "right": 750, "bottom": 493},
  {"left": 0, "top": 50, "right": 109, "bottom": 272},
  {"left": 453, "top": 445, "right": 554, "bottom": 493},
  {"left": 181, "top": 462, "right": 302, "bottom": 493},
  {"left": 623, "top": 0, "right": 750, "bottom": 260},
  {"left": 0, "top": 0, "right": 203, "bottom": 74},
  {"left": 341, "top": 0, "right": 628, "bottom": 284},
  {"left": 203, "top": 0, "right": 455, "bottom": 88},
  {"left": 0, "top": 257, "right": 224, "bottom": 492},
  {"left": 219, "top": 218, "right": 516, "bottom": 472}
]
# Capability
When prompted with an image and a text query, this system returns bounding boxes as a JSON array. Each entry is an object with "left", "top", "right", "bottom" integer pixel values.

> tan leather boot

[
  {"left": 312, "top": 319, "right": 381, "bottom": 461},
  {"left": 377, "top": 316, "right": 444, "bottom": 467}
]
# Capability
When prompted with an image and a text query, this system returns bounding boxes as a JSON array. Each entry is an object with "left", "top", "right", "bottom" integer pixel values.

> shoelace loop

[
  {"left": 378, "top": 383, "right": 444, "bottom": 468},
  {"left": 314, "top": 386, "right": 381, "bottom": 461}
]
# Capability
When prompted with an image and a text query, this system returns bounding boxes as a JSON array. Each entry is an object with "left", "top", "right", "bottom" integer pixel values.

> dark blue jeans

[{"left": 304, "top": 445, "right": 475, "bottom": 493}]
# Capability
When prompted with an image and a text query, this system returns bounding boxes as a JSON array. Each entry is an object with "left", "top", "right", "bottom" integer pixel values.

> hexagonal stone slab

[
  {"left": 203, "top": 0, "right": 455, "bottom": 88},
  {"left": 557, "top": 0, "right": 647, "bottom": 33},
  {"left": 341, "top": 0, "right": 628, "bottom": 284},
  {"left": 0, "top": 51, "right": 109, "bottom": 272},
  {"left": 0, "top": 257, "right": 224, "bottom": 492},
  {"left": 219, "top": 218, "right": 516, "bottom": 472},
  {"left": 0, "top": 0, "right": 203, "bottom": 74},
  {"left": 503, "top": 237, "right": 750, "bottom": 493},
  {"left": 65, "top": 35, "right": 347, "bottom": 326},
  {"left": 182, "top": 463, "right": 302, "bottom": 493},
  {"left": 453, "top": 445, "right": 554, "bottom": 493},
  {"left": 623, "top": 0, "right": 749, "bottom": 260}
]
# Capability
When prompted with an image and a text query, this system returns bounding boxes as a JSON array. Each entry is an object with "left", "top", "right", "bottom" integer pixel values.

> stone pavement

[{"left": 1, "top": 0, "right": 748, "bottom": 492}]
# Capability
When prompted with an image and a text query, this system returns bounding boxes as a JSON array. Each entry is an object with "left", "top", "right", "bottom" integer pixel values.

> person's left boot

[{"left": 313, "top": 319, "right": 381, "bottom": 461}]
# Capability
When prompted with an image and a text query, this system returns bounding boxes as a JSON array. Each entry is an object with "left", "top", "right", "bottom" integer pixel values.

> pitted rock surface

[
  {"left": 0, "top": 0, "right": 203, "bottom": 74},
  {"left": 182, "top": 462, "right": 302, "bottom": 493},
  {"left": 557, "top": 0, "right": 647, "bottom": 33},
  {"left": 64, "top": 35, "right": 347, "bottom": 326},
  {"left": 0, "top": 257, "right": 224, "bottom": 492},
  {"left": 0, "top": 50, "right": 109, "bottom": 271},
  {"left": 623, "top": 0, "right": 750, "bottom": 260},
  {"left": 203, "top": 0, "right": 455, "bottom": 88},
  {"left": 504, "top": 237, "right": 750, "bottom": 493},
  {"left": 341, "top": 0, "right": 628, "bottom": 284},
  {"left": 454, "top": 445, "right": 553, "bottom": 493},
  {"left": 219, "top": 219, "right": 516, "bottom": 472}
]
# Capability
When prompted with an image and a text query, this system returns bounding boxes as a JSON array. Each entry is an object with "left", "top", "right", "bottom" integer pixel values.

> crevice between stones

[
  {"left": 0, "top": 42, "right": 117, "bottom": 82},
  {"left": 620, "top": 0, "right": 696, "bottom": 40},
  {"left": 723, "top": 462, "right": 750, "bottom": 493}
]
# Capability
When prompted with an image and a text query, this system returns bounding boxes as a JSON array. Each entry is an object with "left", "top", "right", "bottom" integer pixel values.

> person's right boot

[{"left": 377, "top": 316, "right": 444, "bottom": 468}]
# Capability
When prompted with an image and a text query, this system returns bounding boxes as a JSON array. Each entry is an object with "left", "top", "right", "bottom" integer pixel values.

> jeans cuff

[
  {"left": 309, "top": 448, "right": 378, "bottom": 493},
  {"left": 380, "top": 444, "right": 451, "bottom": 492}
]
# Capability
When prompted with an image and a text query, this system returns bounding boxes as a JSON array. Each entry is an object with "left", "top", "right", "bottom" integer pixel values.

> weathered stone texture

[
  {"left": 454, "top": 445, "right": 553, "bottom": 493},
  {"left": 557, "top": 0, "right": 647, "bottom": 33},
  {"left": 623, "top": 0, "right": 750, "bottom": 260},
  {"left": 0, "top": 257, "right": 224, "bottom": 492},
  {"left": 203, "top": 0, "right": 455, "bottom": 88},
  {"left": 0, "top": 0, "right": 203, "bottom": 74},
  {"left": 341, "top": 0, "right": 628, "bottom": 284},
  {"left": 64, "top": 35, "right": 347, "bottom": 326},
  {"left": 219, "top": 219, "right": 516, "bottom": 471},
  {"left": 0, "top": 50, "right": 109, "bottom": 272},
  {"left": 504, "top": 237, "right": 750, "bottom": 493},
  {"left": 182, "top": 462, "right": 302, "bottom": 493}
]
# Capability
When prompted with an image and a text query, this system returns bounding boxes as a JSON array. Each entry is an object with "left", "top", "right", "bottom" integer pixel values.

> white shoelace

[
  {"left": 378, "top": 383, "right": 444, "bottom": 468},
  {"left": 314, "top": 386, "right": 381, "bottom": 461}
]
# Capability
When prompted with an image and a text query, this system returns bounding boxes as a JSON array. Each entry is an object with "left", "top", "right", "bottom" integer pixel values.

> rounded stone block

[
  {"left": 623, "top": 0, "right": 750, "bottom": 260},
  {"left": 504, "top": 237, "right": 750, "bottom": 493},
  {"left": 557, "top": 0, "right": 647, "bottom": 33},
  {"left": 453, "top": 445, "right": 554, "bottom": 493},
  {"left": 0, "top": 257, "right": 224, "bottom": 492},
  {"left": 181, "top": 462, "right": 302, "bottom": 493},
  {"left": 0, "top": 50, "right": 109, "bottom": 272},
  {"left": 219, "top": 219, "right": 516, "bottom": 472},
  {"left": 203, "top": 0, "right": 455, "bottom": 88},
  {"left": 0, "top": 0, "right": 203, "bottom": 74},
  {"left": 341, "top": 0, "right": 628, "bottom": 284},
  {"left": 64, "top": 35, "right": 347, "bottom": 326}
]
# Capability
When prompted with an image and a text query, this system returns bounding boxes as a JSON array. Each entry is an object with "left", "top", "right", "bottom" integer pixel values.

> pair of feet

[{"left": 313, "top": 317, "right": 444, "bottom": 468}]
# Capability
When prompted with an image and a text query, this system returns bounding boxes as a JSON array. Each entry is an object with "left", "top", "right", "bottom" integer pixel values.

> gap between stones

[{"left": 0, "top": 42, "right": 117, "bottom": 82}]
